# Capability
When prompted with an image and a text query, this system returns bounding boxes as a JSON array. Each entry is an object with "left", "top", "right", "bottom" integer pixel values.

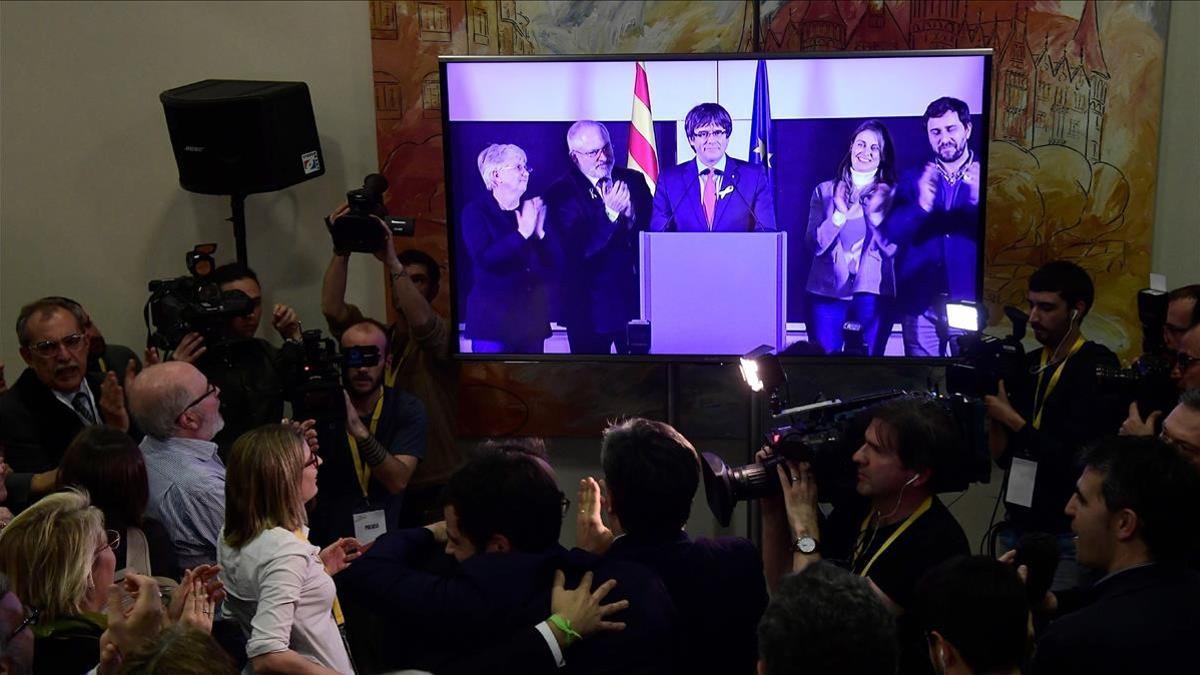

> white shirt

[
  {"left": 52, "top": 378, "right": 98, "bottom": 425},
  {"left": 219, "top": 527, "right": 353, "bottom": 674}
]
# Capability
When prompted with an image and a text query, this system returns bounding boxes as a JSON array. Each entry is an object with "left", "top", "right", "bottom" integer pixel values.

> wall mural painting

[{"left": 369, "top": 0, "right": 1168, "bottom": 437}]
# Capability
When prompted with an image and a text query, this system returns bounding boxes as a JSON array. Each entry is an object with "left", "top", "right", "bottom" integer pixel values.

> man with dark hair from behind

[
  {"left": 1032, "top": 435, "right": 1200, "bottom": 675},
  {"left": 576, "top": 417, "right": 767, "bottom": 675},
  {"left": 757, "top": 561, "right": 898, "bottom": 675},
  {"left": 338, "top": 450, "right": 677, "bottom": 674},
  {"left": 914, "top": 556, "right": 1029, "bottom": 675},
  {"left": 985, "top": 260, "right": 1123, "bottom": 590}
]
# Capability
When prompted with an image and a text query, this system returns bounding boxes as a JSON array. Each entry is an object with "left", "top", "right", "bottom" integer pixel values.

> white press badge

[
  {"left": 1005, "top": 458, "right": 1037, "bottom": 508},
  {"left": 353, "top": 510, "right": 387, "bottom": 545}
]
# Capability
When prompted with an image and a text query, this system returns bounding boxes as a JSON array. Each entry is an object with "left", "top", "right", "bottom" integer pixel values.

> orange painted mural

[{"left": 368, "top": 0, "right": 1168, "bottom": 436}]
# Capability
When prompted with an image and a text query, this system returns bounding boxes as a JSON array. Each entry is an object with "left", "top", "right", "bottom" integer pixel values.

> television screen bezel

[{"left": 438, "top": 49, "right": 993, "bottom": 364}]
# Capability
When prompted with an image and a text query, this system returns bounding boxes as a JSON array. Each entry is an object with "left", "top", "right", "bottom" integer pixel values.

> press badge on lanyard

[
  {"left": 348, "top": 394, "right": 387, "bottom": 544},
  {"left": 353, "top": 506, "right": 387, "bottom": 545}
]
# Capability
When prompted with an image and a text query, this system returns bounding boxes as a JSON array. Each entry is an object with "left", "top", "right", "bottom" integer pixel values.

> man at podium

[{"left": 650, "top": 102, "right": 776, "bottom": 233}]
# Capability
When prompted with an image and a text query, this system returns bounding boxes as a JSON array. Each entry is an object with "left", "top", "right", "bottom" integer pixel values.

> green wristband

[{"left": 547, "top": 613, "right": 582, "bottom": 646}]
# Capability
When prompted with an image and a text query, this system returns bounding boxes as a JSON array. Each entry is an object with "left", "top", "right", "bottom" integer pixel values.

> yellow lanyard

[
  {"left": 384, "top": 335, "right": 418, "bottom": 389},
  {"left": 346, "top": 393, "right": 385, "bottom": 498},
  {"left": 853, "top": 496, "right": 933, "bottom": 578},
  {"left": 292, "top": 529, "right": 345, "bottom": 626},
  {"left": 1032, "top": 335, "right": 1086, "bottom": 430}
]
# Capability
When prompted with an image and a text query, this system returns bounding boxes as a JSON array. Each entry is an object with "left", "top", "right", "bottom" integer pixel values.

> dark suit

[
  {"left": 460, "top": 195, "right": 565, "bottom": 351},
  {"left": 337, "top": 527, "right": 679, "bottom": 675},
  {"left": 607, "top": 532, "right": 768, "bottom": 675},
  {"left": 545, "top": 166, "right": 652, "bottom": 354},
  {"left": 1033, "top": 564, "right": 1200, "bottom": 675},
  {"left": 0, "top": 368, "right": 107, "bottom": 508},
  {"left": 650, "top": 157, "right": 776, "bottom": 232}
]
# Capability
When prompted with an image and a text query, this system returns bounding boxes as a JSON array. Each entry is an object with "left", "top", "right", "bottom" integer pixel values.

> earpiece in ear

[
  {"left": 1070, "top": 309, "right": 1080, "bottom": 323},
  {"left": 904, "top": 473, "right": 919, "bottom": 487}
]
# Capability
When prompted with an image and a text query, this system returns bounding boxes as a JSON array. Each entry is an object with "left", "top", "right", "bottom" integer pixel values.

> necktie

[
  {"left": 73, "top": 391, "right": 97, "bottom": 425},
  {"left": 702, "top": 168, "right": 717, "bottom": 229}
]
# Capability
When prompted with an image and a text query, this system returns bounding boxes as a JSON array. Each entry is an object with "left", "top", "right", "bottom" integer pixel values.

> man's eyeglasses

[
  {"left": 29, "top": 333, "right": 86, "bottom": 357},
  {"left": 691, "top": 129, "right": 728, "bottom": 141},
  {"left": 560, "top": 495, "right": 571, "bottom": 517},
  {"left": 574, "top": 144, "right": 611, "bottom": 160},
  {"left": 1177, "top": 352, "right": 1199, "bottom": 371},
  {"left": 7, "top": 606, "right": 39, "bottom": 641},
  {"left": 182, "top": 382, "right": 219, "bottom": 413}
]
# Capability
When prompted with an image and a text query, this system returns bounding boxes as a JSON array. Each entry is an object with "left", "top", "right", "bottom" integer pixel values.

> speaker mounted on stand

[{"left": 160, "top": 79, "right": 325, "bottom": 265}]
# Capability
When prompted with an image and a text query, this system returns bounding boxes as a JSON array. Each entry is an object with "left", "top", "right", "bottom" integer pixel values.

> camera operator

[
  {"left": 1117, "top": 285, "right": 1200, "bottom": 436},
  {"left": 321, "top": 209, "right": 460, "bottom": 526},
  {"left": 307, "top": 318, "right": 426, "bottom": 548},
  {"left": 1165, "top": 284, "right": 1200, "bottom": 352},
  {"left": 762, "top": 395, "right": 969, "bottom": 675},
  {"left": 984, "top": 261, "right": 1122, "bottom": 590},
  {"left": 167, "top": 263, "right": 304, "bottom": 459}
]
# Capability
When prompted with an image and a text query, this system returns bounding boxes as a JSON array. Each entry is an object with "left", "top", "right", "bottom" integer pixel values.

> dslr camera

[
  {"left": 145, "top": 244, "right": 255, "bottom": 351},
  {"left": 329, "top": 173, "right": 415, "bottom": 254}
]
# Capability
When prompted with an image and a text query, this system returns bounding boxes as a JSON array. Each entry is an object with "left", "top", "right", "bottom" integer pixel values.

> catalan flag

[
  {"left": 749, "top": 59, "right": 775, "bottom": 192},
  {"left": 627, "top": 61, "right": 660, "bottom": 195}
]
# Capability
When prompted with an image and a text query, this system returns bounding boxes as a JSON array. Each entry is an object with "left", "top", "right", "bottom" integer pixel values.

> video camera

[
  {"left": 701, "top": 390, "right": 990, "bottom": 527},
  {"left": 945, "top": 303, "right": 1029, "bottom": 398},
  {"left": 1095, "top": 288, "right": 1176, "bottom": 418},
  {"left": 329, "top": 173, "right": 415, "bottom": 254},
  {"left": 289, "top": 329, "right": 382, "bottom": 442},
  {"left": 145, "top": 244, "right": 255, "bottom": 351}
]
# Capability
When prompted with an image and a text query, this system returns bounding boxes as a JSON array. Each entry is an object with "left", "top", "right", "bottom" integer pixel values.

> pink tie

[{"left": 702, "top": 168, "right": 716, "bottom": 229}]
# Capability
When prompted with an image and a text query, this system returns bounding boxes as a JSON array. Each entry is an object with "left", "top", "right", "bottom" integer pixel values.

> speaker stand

[{"left": 228, "top": 194, "right": 249, "bottom": 265}]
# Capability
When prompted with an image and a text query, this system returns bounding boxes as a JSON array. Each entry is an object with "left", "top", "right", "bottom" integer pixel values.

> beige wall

[
  {"left": 1152, "top": 0, "right": 1200, "bottom": 288},
  {"left": 1, "top": 1, "right": 382, "bottom": 374}
]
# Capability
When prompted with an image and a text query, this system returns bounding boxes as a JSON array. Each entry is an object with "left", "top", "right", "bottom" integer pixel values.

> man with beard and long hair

[
  {"left": 308, "top": 318, "right": 427, "bottom": 548},
  {"left": 887, "top": 96, "right": 981, "bottom": 357}
]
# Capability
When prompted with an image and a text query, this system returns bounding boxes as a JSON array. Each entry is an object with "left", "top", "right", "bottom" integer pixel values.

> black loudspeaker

[{"left": 160, "top": 79, "right": 325, "bottom": 195}]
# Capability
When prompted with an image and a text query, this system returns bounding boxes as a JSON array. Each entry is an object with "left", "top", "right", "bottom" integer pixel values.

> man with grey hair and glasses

[
  {"left": 128, "top": 361, "right": 227, "bottom": 569},
  {"left": 0, "top": 297, "right": 136, "bottom": 511},
  {"left": 545, "top": 120, "right": 652, "bottom": 354}
]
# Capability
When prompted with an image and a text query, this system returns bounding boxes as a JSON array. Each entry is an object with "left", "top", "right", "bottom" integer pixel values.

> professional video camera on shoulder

[
  {"left": 327, "top": 173, "right": 415, "bottom": 254},
  {"left": 145, "top": 243, "right": 256, "bottom": 351},
  {"left": 701, "top": 348, "right": 991, "bottom": 527},
  {"left": 1095, "top": 288, "right": 1176, "bottom": 417},
  {"left": 289, "top": 329, "right": 382, "bottom": 439},
  {"left": 944, "top": 301, "right": 1029, "bottom": 398}
]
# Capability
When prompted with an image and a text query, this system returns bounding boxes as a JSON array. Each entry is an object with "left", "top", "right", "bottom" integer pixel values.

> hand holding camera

[{"left": 326, "top": 174, "right": 414, "bottom": 255}]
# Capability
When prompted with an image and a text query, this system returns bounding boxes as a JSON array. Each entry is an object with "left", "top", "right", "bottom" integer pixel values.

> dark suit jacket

[
  {"left": 886, "top": 164, "right": 979, "bottom": 314},
  {"left": 545, "top": 166, "right": 652, "bottom": 335},
  {"left": 650, "top": 157, "right": 776, "bottom": 232},
  {"left": 1033, "top": 564, "right": 1200, "bottom": 675},
  {"left": 460, "top": 194, "right": 565, "bottom": 343},
  {"left": 607, "top": 532, "right": 768, "bottom": 675},
  {"left": 337, "top": 527, "right": 679, "bottom": 675},
  {"left": 0, "top": 368, "right": 111, "bottom": 508}
]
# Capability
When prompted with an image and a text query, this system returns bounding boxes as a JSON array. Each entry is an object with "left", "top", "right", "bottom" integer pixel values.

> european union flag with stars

[{"left": 748, "top": 59, "right": 774, "bottom": 192}]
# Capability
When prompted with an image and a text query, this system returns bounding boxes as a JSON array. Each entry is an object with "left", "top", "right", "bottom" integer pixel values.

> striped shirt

[{"left": 140, "top": 435, "right": 226, "bottom": 570}]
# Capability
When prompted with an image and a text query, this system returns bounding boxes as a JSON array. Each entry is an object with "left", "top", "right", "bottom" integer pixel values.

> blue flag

[{"left": 748, "top": 59, "right": 774, "bottom": 192}]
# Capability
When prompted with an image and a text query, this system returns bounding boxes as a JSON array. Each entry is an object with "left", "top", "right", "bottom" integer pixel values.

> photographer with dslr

[
  {"left": 322, "top": 186, "right": 461, "bottom": 527},
  {"left": 984, "top": 261, "right": 1122, "bottom": 590},
  {"left": 761, "top": 395, "right": 969, "bottom": 675},
  {"left": 307, "top": 318, "right": 426, "bottom": 547},
  {"left": 166, "top": 263, "right": 305, "bottom": 459}
]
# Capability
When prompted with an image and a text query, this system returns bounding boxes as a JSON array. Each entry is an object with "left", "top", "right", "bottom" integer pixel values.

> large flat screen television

[{"left": 440, "top": 51, "right": 991, "bottom": 360}]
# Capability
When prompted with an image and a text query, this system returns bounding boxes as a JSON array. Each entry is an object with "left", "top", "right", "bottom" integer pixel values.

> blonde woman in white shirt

[{"left": 219, "top": 424, "right": 364, "bottom": 674}]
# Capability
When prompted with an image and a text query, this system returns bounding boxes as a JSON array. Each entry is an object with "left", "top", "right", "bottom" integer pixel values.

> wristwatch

[{"left": 793, "top": 534, "right": 819, "bottom": 555}]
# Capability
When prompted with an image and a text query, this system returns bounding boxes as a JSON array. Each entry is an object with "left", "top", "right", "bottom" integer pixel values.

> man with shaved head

[{"left": 129, "top": 361, "right": 226, "bottom": 568}]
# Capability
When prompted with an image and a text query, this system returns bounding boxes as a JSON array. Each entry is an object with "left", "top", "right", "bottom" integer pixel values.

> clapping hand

[
  {"left": 576, "top": 477, "right": 614, "bottom": 555},
  {"left": 516, "top": 198, "right": 541, "bottom": 239},
  {"left": 918, "top": 162, "right": 939, "bottom": 212},
  {"left": 963, "top": 161, "right": 981, "bottom": 205},
  {"left": 99, "top": 370, "right": 131, "bottom": 432},
  {"left": 320, "top": 537, "right": 371, "bottom": 576},
  {"left": 99, "top": 573, "right": 165, "bottom": 674},
  {"left": 600, "top": 180, "right": 633, "bottom": 219}
]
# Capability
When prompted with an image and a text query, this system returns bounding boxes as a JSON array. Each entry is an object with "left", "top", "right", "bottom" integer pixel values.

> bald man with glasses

[{"left": 0, "top": 297, "right": 137, "bottom": 511}]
